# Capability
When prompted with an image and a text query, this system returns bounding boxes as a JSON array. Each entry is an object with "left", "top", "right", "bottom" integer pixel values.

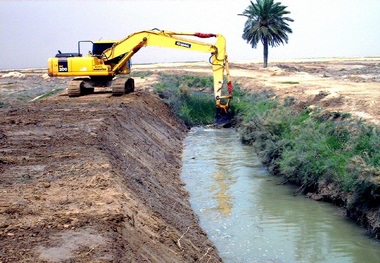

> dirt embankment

[{"left": 0, "top": 92, "right": 222, "bottom": 262}]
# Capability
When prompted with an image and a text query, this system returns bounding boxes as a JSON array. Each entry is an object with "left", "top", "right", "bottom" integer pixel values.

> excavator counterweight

[{"left": 48, "top": 29, "right": 233, "bottom": 126}]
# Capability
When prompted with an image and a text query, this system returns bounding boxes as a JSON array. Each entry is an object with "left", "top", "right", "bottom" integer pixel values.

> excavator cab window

[{"left": 92, "top": 41, "right": 117, "bottom": 57}]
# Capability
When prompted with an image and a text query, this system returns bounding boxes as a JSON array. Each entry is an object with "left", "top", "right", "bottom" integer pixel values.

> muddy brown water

[{"left": 181, "top": 127, "right": 380, "bottom": 263}]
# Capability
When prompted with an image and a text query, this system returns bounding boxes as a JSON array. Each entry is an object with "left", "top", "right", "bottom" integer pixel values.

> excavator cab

[{"left": 54, "top": 40, "right": 117, "bottom": 58}]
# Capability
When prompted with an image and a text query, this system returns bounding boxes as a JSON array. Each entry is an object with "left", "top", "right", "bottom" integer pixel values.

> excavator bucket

[{"left": 214, "top": 106, "right": 233, "bottom": 128}]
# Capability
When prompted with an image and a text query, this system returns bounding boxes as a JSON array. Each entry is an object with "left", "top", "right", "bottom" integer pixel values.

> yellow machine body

[
  {"left": 48, "top": 40, "right": 131, "bottom": 77},
  {"left": 48, "top": 56, "right": 110, "bottom": 77}
]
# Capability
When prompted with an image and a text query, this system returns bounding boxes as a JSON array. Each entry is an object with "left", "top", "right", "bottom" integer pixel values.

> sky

[{"left": 1, "top": 0, "right": 380, "bottom": 69}]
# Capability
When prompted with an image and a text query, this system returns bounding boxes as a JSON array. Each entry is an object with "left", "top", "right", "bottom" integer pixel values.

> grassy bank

[
  {"left": 232, "top": 87, "right": 380, "bottom": 238},
  {"left": 152, "top": 73, "right": 380, "bottom": 238}
]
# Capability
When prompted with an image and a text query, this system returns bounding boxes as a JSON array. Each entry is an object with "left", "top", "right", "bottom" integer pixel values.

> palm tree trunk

[{"left": 263, "top": 38, "right": 268, "bottom": 68}]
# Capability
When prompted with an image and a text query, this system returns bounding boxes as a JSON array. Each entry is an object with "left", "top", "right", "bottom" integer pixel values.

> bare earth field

[{"left": 0, "top": 58, "right": 379, "bottom": 262}]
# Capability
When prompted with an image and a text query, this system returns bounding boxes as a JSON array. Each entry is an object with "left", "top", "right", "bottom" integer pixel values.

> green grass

[
  {"left": 36, "top": 88, "right": 64, "bottom": 100},
  {"left": 279, "top": 81, "right": 300, "bottom": 84},
  {"left": 152, "top": 73, "right": 216, "bottom": 126}
]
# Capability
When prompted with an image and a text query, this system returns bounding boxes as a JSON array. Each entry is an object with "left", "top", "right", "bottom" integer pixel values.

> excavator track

[
  {"left": 67, "top": 80, "right": 83, "bottom": 97},
  {"left": 111, "top": 79, "right": 125, "bottom": 96},
  {"left": 112, "top": 78, "right": 135, "bottom": 96},
  {"left": 67, "top": 79, "right": 96, "bottom": 97}
]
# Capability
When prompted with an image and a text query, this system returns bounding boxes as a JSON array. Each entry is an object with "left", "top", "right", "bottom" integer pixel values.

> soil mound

[{"left": 0, "top": 92, "right": 222, "bottom": 262}]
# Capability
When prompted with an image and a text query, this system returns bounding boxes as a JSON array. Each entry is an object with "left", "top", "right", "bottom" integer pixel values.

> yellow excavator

[{"left": 48, "top": 29, "right": 233, "bottom": 125}]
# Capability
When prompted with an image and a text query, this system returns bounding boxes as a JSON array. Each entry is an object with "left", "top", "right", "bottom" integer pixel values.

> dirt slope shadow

[{"left": 0, "top": 92, "right": 222, "bottom": 262}]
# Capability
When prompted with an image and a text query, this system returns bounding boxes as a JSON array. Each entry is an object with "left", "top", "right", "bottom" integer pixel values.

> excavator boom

[{"left": 48, "top": 29, "right": 233, "bottom": 126}]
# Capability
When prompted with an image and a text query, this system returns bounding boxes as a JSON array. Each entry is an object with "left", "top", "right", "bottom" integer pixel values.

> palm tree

[{"left": 240, "top": 0, "right": 294, "bottom": 68}]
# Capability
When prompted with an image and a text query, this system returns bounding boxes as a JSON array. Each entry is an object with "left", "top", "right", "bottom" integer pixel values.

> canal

[{"left": 181, "top": 127, "right": 380, "bottom": 263}]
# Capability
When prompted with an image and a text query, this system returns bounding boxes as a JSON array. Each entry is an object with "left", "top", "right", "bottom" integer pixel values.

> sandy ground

[{"left": 0, "top": 58, "right": 379, "bottom": 262}]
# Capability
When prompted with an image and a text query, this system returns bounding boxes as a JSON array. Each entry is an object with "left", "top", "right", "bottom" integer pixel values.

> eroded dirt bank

[{"left": 0, "top": 92, "right": 222, "bottom": 262}]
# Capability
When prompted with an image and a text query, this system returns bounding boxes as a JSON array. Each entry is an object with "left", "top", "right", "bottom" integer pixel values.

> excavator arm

[{"left": 102, "top": 29, "right": 233, "bottom": 121}]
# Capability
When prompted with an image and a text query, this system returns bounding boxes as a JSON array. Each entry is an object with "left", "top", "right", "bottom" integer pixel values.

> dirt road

[{"left": 0, "top": 58, "right": 379, "bottom": 262}]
